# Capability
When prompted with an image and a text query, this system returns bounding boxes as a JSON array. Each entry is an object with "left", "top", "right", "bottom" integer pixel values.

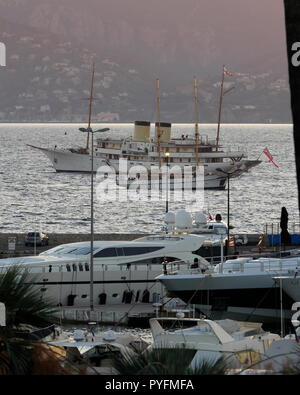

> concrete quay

[
  {"left": 0, "top": 232, "right": 267, "bottom": 258},
  {"left": 0, "top": 233, "right": 145, "bottom": 257}
]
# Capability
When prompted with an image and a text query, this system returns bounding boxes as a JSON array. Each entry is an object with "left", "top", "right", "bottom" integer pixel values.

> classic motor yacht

[
  {"left": 27, "top": 74, "right": 260, "bottom": 190},
  {"left": 28, "top": 121, "right": 260, "bottom": 190}
]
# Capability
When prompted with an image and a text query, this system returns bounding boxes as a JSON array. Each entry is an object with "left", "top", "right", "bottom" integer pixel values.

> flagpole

[
  {"left": 259, "top": 147, "right": 280, "bottom": 168},
  {"left": 256, "top": 149, "right": 265, "bottom": 161}
]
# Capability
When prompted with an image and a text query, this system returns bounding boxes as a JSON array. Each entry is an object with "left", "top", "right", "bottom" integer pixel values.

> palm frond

[
  {"left": 0, "top": 265, "right": 58, "bottom": 327},
  {"left": 112, "top": 345, "right": 226, "bottom": 375}
]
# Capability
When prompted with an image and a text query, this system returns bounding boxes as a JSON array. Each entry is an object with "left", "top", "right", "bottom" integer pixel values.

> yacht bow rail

[{"left": 164, "top": 256, "right": 300, "bottom": 276}]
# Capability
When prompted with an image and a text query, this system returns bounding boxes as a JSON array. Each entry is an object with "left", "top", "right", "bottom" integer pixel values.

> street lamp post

[
  {"left": 165, "top": 152, "right": 170, "bottom": 213},
  {"left": 216, "top": 168, "right": 239, "bottom": 255},
  {"left": 80, "top": 126, "right": 110, "bottom": 311}
]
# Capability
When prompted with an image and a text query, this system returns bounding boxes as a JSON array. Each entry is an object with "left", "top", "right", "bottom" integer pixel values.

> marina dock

[
  {"left": 53, "top": 302, "right": 198, "bottom": 327},
  {"left": 54, "top": 303, "right": 159, "bottom": 327},
  {"left": 0, "top": 232, "right": 264, "bottom": 258}
]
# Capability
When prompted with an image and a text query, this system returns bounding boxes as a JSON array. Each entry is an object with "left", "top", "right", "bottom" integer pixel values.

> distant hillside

[{"left": 0, "top": 0, "right": 292, "bottom": 122}]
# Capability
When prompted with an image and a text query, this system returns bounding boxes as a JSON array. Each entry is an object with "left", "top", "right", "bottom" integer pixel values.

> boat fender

[{"left": 103, "top": 330, "right": 117, "bottom": 342}]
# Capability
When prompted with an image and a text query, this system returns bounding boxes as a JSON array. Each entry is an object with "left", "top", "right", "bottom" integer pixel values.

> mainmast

[
  {"left": 215, "top": 65, "right": 225, "bottom": 152},
  {"left": 156, "top": 78, "right": 162, "bottom": 169},
  {"left": 85, "top": 62, "right": 96, "bottom": 151},
  {"left": 193, "top": 76, "right": 200, "bottom": 167}
]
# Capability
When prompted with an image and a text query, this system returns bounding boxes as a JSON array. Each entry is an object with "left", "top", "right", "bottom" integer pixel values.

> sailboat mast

[
  {"left": 156, "top": 78, "right": 162, "bottom": 169},
  {"left": 215, "top": 65, "right": 225, "bottom": 152},
  {"left": 194, "top": 76, "right": 200, "bottom": 167},
  {"left": 86, "top": 62, "right": 95, "bottom": 151}
]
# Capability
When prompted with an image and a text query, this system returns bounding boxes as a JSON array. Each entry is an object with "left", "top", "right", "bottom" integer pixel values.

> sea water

[{"left": 0, "top": 123, "right": 297, "bottom": 234}]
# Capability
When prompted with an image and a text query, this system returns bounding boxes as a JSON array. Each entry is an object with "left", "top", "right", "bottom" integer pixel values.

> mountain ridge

[{"left": 0, "top": 0, "right": 291, "bottom": 122}]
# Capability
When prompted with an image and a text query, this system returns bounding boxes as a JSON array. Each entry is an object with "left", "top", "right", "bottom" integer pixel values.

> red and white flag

[
  {"left": 261, "top": 147, "right": 279, "bottom": 168},
  {"left": 223, "top": 67, "right": 234, "bottom": 76}
]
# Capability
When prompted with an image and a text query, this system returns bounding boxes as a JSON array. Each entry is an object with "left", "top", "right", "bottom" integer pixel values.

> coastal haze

[{"left": 0, "top": 0, "right": 291, "bottom": 122}]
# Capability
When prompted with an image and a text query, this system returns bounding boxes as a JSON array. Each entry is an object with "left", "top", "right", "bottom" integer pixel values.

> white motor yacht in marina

[
  {"left": 148, "top": 316, "right": 281, "bottom": 370},
  {"left": 0, "top": 232, "right": 210, "bottom": 308},
  {"left": 157, "top": 251, "right": 300, "bottom": 324},
  {"left": 46, "top": 327, "right": 149, "bottom": 374},
  {"left": 0, "top": 210, "right": 227, "bottom": 309}
]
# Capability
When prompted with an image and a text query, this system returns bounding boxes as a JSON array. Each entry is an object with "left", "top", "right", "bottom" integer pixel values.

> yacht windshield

[
  {"left": 215, "top": 227, "right": 227, "bottom": 235},
  {"left": 40, "top": 246, "right": 97, "bottom": 256}
]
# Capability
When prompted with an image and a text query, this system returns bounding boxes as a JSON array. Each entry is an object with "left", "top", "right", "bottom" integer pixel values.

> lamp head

[{"left": 95, "top": 128, "right": 110, "bottom": 133}]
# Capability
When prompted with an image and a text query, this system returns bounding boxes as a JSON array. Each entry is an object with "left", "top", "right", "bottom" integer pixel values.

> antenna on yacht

[
  {"left": 156, "top": 79, "right": 162, "bottom": 169},
  {"left": 193, "top": 76, "right": 200, "bottom": 168},
  {"left": 85, "top": 62, "right": 96, "bottom": 151}
]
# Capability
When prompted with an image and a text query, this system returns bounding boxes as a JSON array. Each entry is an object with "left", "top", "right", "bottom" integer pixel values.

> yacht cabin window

[
  {"left": 41, "top": 246, "right": 98, "bottom": 256},
  {"left": 93, "top": 246, "right": 164, "bottom": 258}
]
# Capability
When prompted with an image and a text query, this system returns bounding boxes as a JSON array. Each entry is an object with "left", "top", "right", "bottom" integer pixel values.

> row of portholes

[
  {"left": 66, "top": 290, "right": 160, "bottom": 306},
  {"left": 101, "top": 290, "right": 152, "bottom": 305}
]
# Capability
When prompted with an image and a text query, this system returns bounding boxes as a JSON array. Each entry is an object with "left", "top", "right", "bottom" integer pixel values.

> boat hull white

[
  {"left": 157, "top": 269, "right": 297, "bottom": 323},
  {"left": 29, "top": 146, "right": 260, "bottom": 190},
  {"left": 2, "top": 262, "right": 188, "bottom": 308}
]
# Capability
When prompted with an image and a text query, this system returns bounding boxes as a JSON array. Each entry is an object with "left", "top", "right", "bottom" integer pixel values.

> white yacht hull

[
  {"left": 0, "top": 232, "right": 208, "bottom": 308},
  {"left": 29, "top": 146, "right": 260, "bottom": 190},
  {"left": 157, "top": 265, "right": 299, "bottom": 323},
  {"left": 1, "top": 262, "right": 189, "bottom": 308}
]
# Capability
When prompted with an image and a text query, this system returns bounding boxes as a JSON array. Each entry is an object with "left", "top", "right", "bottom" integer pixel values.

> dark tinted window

[
  {"left": 123, "top": 246, "right": 163, "bottom": 256},
  {"left": 94, "top": 248, "right": 117, "bottom": 258},
  {"left": 94, "top": 246, "right": 163, "bottom": 258},
  {"left": 72, "top": 247, "right": 93, "bottom": 255},
  {"left": 120, "top": 256, "right": 178, "bottom": 266},
  {"left": 116, "top": 248, "right": 124, "bottom": 256}
]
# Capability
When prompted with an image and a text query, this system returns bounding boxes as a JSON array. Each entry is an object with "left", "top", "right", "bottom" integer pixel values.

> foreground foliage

[
  {"left": 0, "top": 264, "right": 57, "bottom": 327},
  {"left": 0, "top": 265, "right": 62, "bottom": 374},
  {"left": 112, "top": 346, "right": 227, "bottom": 375}
]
